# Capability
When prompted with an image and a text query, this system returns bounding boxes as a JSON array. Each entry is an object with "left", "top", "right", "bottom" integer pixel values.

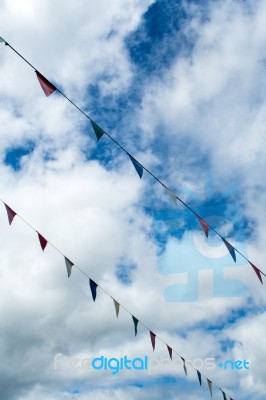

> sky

[{"left": 0, "top": 0, "right": 266, "bottom": 399}]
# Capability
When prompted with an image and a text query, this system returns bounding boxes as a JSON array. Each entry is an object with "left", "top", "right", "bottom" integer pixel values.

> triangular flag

[
  {"left": 222, "top": 238, "right": 236, "bottom": 262},
  {"left": 221, "top": 391, "right": 227, "bottom": 400},
  {"left": 89, "top": 279, "right": 98, "bottom": 302},
  {"left": 207, "top": 379, "right": 213, "bottom": 396},
  {"left": 65, "top": 257, "right": 74, "bottom": 278},
  {"left": 90, "top": 120, "right": 105, "bottom": 141},
  {"left": 198, "top": 217, "right": 209, "bottom": 237},
  {"left": 128, "top": 154, "right": 143, "bottom": 179},
  {"left": 132, "top": 316, "right": 139, "bottom": 336},
  {"left": 0, "top": 37, "right": 5, "bottom": 43},
  {"left": 165, "top": 188, "right": 177, "bottom": 205},
  {"left": 35, "top": 71, "right": 56, "bottom": 97},
  {"left": 181, "top": 357, "right": 187, "bottom": 375},
  {"left": 249, "top": 262, "right": 263, "bottom": 284},
  {"left": 150, "top": 331, "right": 156, "bottom": 351},
  {"left": 113, "top": 298, "right": 120, "bottom": 317},
  {"left": 4, "top": 203, "right": 16, "bottom": 225},
  {"left": 167, "top": 345, "right": 172, "bottom": 360},
  {"left": 197, "top": 370, "right": 202, "bottom": 385},
  {"left": 37, "top": 232, "right": 48, "bottom": 251}
]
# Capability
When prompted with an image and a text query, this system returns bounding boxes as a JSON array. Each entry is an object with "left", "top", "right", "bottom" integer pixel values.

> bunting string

[
  {"left": 0, "top": 197, "right": 234, "bottom": 399},
  {"left": 0, "top": 35, "right": 262, "bottom": 399},
  {"left": 0, "top": 36, "right": 264, "bottom": 285}
]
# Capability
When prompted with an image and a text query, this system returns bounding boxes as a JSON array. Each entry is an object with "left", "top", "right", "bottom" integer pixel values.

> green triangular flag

[
  {"left": 90, "top": 119, "right": 105, "bottom": 141},
  {"left": 128, "top": 154, "right": 143, "bottom": 179},
  {"left": 132, "top": 316, "right": 139, "bottom": 336},
  {"left": 113, "top": 298, "right": 120, "bottom": 318},
  {"left": 207, "top": 379, "right": 213, "bottom": 396},
  {"left": 0, "top": 37, "right": 5, "bottom": 43},
  {"left": 181, "top": 357, "right": 187, "bottom": 375}
]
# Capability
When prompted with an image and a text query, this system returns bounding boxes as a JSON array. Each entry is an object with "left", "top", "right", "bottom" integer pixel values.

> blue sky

[{"left": 1, "top": 1, "right": 266, "bottom": 400}]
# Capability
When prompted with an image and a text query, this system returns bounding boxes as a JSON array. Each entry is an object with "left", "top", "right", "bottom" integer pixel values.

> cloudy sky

[{"left": 1, "top": 0, "right": 266, "bottom": 399}]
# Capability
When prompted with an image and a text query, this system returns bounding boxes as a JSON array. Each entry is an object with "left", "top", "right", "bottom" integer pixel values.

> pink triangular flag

[
  {"left": 198, "top": 217, "right": 209, "bottom": 237},
  {"left": 4, "top": 203, "right": 16, "bottom": 225},
  {"left": 35, "top": 71, "right": 56, "bottom": 97},
  {"left": 249, "top": 262, "right": 263, "bottom": 284},
  {"left": 37, "top": 232, "right": 48, "bottom": 251},
  {"left": 167, "top": 345, "right": 172, "bottom": 360},
  {"left": 150, "top": 331, "right": 156, "bottom": 351}
]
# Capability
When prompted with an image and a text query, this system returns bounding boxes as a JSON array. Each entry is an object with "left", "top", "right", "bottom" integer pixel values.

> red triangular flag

[
  {"left": 249, "top": 262, "right": 263, "bottom": 284},
  {"left": 37, "top": 232, "right": 48, "bottom": 251},
  {"left": 198, "top": 217, "right": 209, "bottom": 237},
  {"left": 167, "top": 345, "right": 172, "bottom": 360},
  {"left": 35, "top": 71, "right": 56, "bottom": 97},
  {"left": 4, "top": 203, "right": 16, "bottom": 225},
  {"left": 150, "top": 331, "right": 156, "bottom": 351}
]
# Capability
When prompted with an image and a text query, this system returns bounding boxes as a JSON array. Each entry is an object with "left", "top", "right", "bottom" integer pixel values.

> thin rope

[
  {"left": 2, "top": 38, "right": 265, "bottom": 281},
  {"left": 0, "top": 197, "right": 234, "bottom": 398}
]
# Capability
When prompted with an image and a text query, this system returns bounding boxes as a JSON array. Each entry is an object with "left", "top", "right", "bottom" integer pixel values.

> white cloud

[{"left": 0, "top": 0, "right": 266, "bottom": 399}]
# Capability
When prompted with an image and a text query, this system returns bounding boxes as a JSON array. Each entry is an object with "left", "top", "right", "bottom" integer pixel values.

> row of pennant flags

[
  {"left": 0, "top": 36, "right": 265, "bottom": 399},
  {"left": 0, "top": 36, "right": 265, "bottom": 286},
  {"left": 1, "top": 199, "right": 233, "bottom": 400}
]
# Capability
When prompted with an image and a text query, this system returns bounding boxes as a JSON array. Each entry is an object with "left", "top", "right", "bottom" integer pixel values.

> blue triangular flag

[
  {"left": 132, "top": 316, "right": 139, "bottom": 336},
  {"left": 222, "top": 238, "right": 236, "bottom": 262},
  {"left": 221, "top": 391, "right": 227, "bottom": 400},
  {"left": 89, "top": 279, "right": 98, "bottom": 301},
  {"left": 128, "top": 154, "right": 143, "bottom": 179},
  {"left": 197, "top": 370, "right": 202, "bottom": 385}
]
